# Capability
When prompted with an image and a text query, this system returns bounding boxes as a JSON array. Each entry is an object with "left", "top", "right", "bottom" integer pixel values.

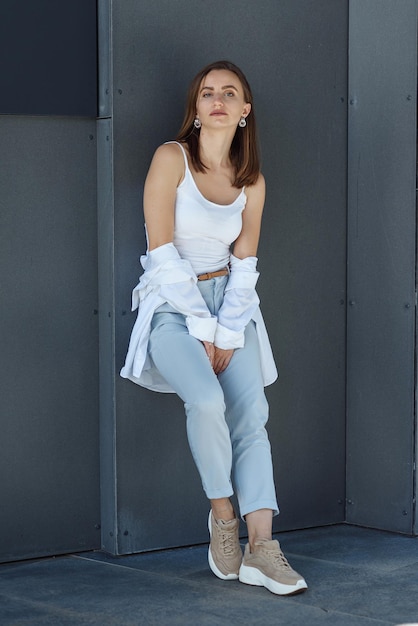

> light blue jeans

[{"left": 148, "top": 275, "right": 279, "bottom": 518}]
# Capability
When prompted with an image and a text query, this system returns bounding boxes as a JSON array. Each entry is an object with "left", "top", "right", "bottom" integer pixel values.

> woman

[{"left": 121, "top": 60, "right": 307, "bottom": 596}]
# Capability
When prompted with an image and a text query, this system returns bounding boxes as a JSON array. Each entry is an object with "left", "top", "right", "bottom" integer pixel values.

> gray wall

[
  {"left": 0, "top": 0, "right": 97, "bottom": 115},
  {"left": 0, "top": 117, "right": 100, "bottom": 561},
  {"left": 346, "top": 0, "right": 417, "bottom": 533},
  {"left": 1, "top": 0, "right": 417, "bottom": 563},
  {"left": 100, "top": 0, "right": 348, "bottom": 554},
  {"left": 0, "top": 1, "right": 100, "bottom": 562}
]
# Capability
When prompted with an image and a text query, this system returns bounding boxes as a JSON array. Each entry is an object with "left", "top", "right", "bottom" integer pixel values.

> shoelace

[
  {"left": 218, "top": 529, "right": 237, "bottom": 556},
  {"left": 263, "top": 545, "right": 291, "bottom": 569}
]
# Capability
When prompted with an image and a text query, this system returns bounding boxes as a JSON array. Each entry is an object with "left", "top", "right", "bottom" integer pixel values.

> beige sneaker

[
  {"left": 239, "top": 539, "right": 308, "bottom": 595},
  {"left": 208, "top": 510, "right": 242, "bottom": 580}
]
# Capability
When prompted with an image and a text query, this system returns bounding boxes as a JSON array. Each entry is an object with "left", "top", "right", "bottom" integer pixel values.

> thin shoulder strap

[{"left": 164, "top": 140, "right": 189, "bottom": 172}]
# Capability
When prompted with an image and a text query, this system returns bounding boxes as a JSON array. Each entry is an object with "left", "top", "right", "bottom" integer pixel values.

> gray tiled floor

[{"left": 1, "top": 525, "right": 417, "bottom": 625}]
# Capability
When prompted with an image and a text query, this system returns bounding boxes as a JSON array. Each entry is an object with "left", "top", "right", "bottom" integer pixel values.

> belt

[{"left": 197, "top": 267, "right": 229, "bottom": 281}]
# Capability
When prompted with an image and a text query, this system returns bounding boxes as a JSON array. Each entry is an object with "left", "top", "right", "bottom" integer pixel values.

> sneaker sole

[
  {"left": 239, "top": 564, "right": 308, "bottom": 595},
  {"left": 208, "top": 511, "right": 239, "bottom": 581}
]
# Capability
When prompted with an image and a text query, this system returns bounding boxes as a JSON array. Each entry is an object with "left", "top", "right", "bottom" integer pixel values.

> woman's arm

[
  {"left": 213, "top": 174, "right": 266, "bottom": 374},
  {"left": 143, "top": 143, "right": 184, "bottom": 250},
  {"left": 142, "top": 143, "right": 216, "bottom": 366},
  {"left": 233, "top": 172, "right": 265, "bottom": 259}
]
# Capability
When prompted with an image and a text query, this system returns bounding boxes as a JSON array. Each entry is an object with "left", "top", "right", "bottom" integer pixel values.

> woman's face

[{"left": 195, "top": 69, "right": 251, "bottom": 130}]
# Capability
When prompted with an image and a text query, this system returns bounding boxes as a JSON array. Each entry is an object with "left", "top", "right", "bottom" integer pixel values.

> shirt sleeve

[
  {"left": 132, "top": 242, "right": 217, "bottom": 342},
  {"left": 214, "top": 254, "right": 260, "bottom": 349}
]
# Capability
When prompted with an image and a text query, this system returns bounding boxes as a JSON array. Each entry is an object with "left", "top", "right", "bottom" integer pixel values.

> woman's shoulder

[
  {"left": 245, "top": 171, "right": 265, "bottom": 196},
  {"left": 153, "top": 141, "right": 187, "bottom": 161},
  {"left": 149, "top": 142, "right": 187, "bottom": 179}
]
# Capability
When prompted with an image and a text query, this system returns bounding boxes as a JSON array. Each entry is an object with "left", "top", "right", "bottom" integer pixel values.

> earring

[
  {"left": 239, "top": 116, "right": 247, "bottom": 128},
  {"left": 194, "top": 117, "right": 201, "bottom": 129}
]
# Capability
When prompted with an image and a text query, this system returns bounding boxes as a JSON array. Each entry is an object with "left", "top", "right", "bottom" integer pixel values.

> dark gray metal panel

[
  {"left": 347, "top": 0, "right": 417, "bottom": 532},
  {"left": 107, "top": 0, "right": 348, "bottom": 553},
  {"left": 97, "top": 117, "right": 118, "bottom": 554},
  {"left": 97, "top": 0, "right": 112, "bottom": 119},
  {"left": 0, "top": 0, "right": 97, "bottom": 116},
  {"left": 257, "top": 1, "right": 348, "bottom": 531},
  {"left": 0, "top": 116, "right": 101, "bottom": 561}
]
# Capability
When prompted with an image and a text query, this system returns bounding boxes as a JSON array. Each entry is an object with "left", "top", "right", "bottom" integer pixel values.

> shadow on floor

[{"left": 0, "top": 525, "right": 417, "bottom": 625}]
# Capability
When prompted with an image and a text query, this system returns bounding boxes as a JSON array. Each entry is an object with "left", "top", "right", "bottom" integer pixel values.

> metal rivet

[
  {"left": 118, "top": 89, "right": 123, "bottom": 95},
  {"left": 407, "top": 95, "right": 412, "bottom": 101}
]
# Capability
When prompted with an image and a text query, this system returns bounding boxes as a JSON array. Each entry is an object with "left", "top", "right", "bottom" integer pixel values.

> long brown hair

[{"left": 176, "top": 60, "right": 261, "bottom": 188}]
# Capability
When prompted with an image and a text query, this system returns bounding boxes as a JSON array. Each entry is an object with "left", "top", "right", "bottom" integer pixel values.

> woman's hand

[
  {"left": 202, "top": 341, "right": 215, "bottom": 368},
  {"left": 202, "top": 343, "right": 234, "bottom": 374},
  {"left": 213, "top": 347, "right": 234, "bottom": 374}
]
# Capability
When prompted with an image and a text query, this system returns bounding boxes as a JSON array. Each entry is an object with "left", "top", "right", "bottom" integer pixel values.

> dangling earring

[
  {"left": 194, "top": 117, "right": 201, "bottom": 129},
  {"left": 239, "top": 116, "right": 247, "bottom": 128}
]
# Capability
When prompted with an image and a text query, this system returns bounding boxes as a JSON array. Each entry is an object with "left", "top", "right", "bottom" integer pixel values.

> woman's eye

[
  {"left": 224, "top": 91, "right": 235, "bottom": 97},
  {"left": 202, "top": 92, "right": 212, "bottom": 98}
]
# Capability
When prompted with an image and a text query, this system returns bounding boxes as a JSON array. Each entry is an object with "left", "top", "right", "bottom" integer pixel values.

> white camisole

[{"left": 169, "top": 142, "right": 247, "bottom": 275}]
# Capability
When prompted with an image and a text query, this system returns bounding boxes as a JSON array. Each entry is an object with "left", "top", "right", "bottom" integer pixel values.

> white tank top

[{"left": 168, "top": 142, "right": 247, "bottom": 275}]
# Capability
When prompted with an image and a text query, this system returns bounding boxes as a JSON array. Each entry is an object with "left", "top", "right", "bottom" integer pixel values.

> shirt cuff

[
  {"left": 186, "top": 315, "right": 218, "bottom": 343},
  {"left": 214, "top": 323, "right": 245, "bottom": 349}
]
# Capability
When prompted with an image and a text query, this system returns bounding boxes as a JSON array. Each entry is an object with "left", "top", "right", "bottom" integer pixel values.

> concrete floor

[{"left": 1, "top": 524, "right": 417, "bottom": 625}]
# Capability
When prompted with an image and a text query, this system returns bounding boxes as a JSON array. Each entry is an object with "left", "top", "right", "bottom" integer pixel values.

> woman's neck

[{"left": 198, "top": 129, "right": 235, "bottom": 171}]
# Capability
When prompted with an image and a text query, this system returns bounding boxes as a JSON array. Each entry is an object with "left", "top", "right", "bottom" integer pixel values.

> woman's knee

[
  {"left": 185, "top": 386, "right": 225, "bottom": 420},
  {"left": 226, "top": 393, "right": 270, "bottom": 450}
]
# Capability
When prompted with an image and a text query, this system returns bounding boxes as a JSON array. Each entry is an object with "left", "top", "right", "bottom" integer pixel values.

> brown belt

[{"left": 197, "top": 267, "right": 229, "bottom": 281}]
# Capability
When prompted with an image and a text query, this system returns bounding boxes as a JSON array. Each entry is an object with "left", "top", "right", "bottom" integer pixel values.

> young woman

[{"left": 121, "top": 60, "right": 307, "bottom": 596}]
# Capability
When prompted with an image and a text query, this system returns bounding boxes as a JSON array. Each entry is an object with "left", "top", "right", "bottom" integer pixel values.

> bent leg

[
  {"left": 149, "top": 314, "right": 233, "bottom": 499},
  {"left": 218, "top": 321, "right": 279, "bottom": 518}
]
